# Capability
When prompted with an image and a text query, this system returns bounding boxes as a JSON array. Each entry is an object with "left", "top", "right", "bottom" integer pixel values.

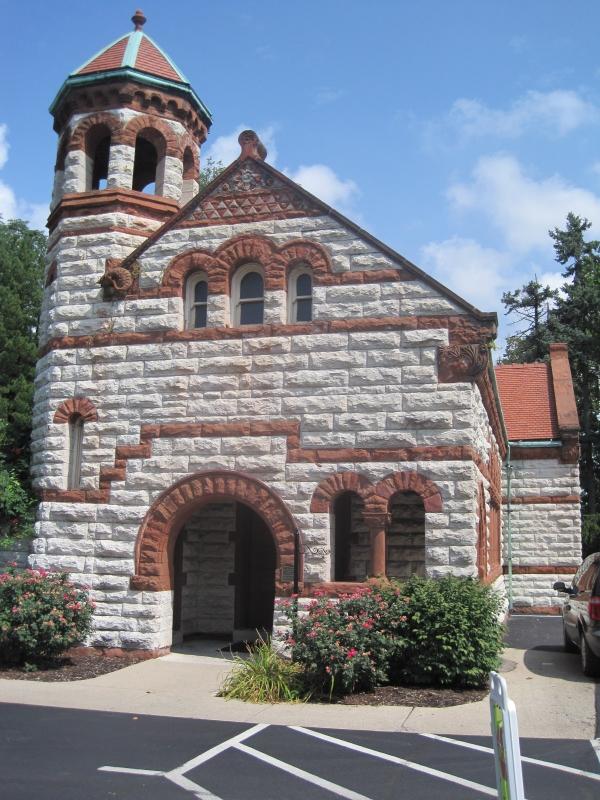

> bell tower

[
  {"left": 39, "top": 10, "right": 212, "bottom": 347},
  {"left": 48, "top": 9, "right": 211, "bottom": 221}
]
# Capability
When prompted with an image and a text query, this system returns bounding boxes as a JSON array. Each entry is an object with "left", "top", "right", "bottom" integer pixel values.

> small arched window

[
  {"left": 233, "top": 264, "right": 264, "bottom": 326},
  {"left": 132, "top": 135, "right": 159, "bottom": 193},
  {"left": 288, "top": 267, "right": 312, "bottom": 322},
  {"left": 67, "top": 414, "right": 84, "bottom": 489},
  {"left": 85, "top": 124, "right": 111, "bottom": 191},
  {"left": 185, "top": 272, "right": 208, "bottom": 329}
]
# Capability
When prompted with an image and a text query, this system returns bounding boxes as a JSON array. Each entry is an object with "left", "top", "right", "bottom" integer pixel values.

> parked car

[{"left": 554, "top": 553, "right": 600, "bottom": 677}]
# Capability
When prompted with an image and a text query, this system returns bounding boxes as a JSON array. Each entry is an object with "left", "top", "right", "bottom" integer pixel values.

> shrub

[
  {"left": 0, "top": 565, "right": 94, "bottom": 666},
  {"left": 218, "top": 637, "right": 306, "bottom": 703},
  {"left": 282, "top": 587, "right": 408, "bottom": 696},
  {"left": 392, "top": 575, "right": 504, "bottom": 688}
]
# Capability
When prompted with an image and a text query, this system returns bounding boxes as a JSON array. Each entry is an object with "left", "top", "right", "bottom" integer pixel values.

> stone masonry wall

[
  {"left": 502, "top": 457, "right": 581, "bottom": 610},
  {"left": 31, "top": 206, "right": 503, "bottom": 649}
]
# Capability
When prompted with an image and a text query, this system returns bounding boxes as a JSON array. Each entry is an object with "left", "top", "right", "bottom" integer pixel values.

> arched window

[
  {"left": 185, "top": 272, "right": 208, "bottom": 329},
  {"left": 232, "top": 264, "right": 264, "bottom": 326},
  {"left": 332, "top": 492, "right": 369, "bottom": 581},
  {"left": 132, "top": 129, "right": 166, "bottom": 194},
  {"left": 386, "top": 491, "right": 425, "bottom": 579},
  {"left": 85, "top": 124, "right": 111, "bottom": 191},
  {"left": 288, "top": 266, "right": 312, "bottom": 323},
  {"left": 67, "top": 414, "right": 84, "bottom": 489}
]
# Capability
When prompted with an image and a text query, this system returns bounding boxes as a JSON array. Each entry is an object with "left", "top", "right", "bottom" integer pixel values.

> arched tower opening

[
  {"left": 132, "top": 129, "right": 165, "bottom": 194},
  {"left": 85, "top": 124, "right": 111, "bottom": 191}
]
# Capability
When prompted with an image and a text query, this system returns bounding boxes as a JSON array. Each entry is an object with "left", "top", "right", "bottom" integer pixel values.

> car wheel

[
  {"left": 580, "top": 633, "right": 600, "bottom": 678},
  {"left": 563, "top": 623, "right": 577, "bottom": 653}
]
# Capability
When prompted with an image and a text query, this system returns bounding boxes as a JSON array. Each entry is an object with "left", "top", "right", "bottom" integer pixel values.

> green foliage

[
  {"left": 500, "top": 277, "right": 557, "bottom": 364},
  {"left": 218, "top": 636, "right": 306, "bottom": 703},
  {"left": 198, "top": 157, "right": 225, "bottom": 192},
  {"left": 392, "top": 575, "right": 504, "bottom": 688},
  {"left": 283, "top": 577, "right": 503, "bottom": 696},
  {"left": 283, "top": 586, "right": 408, "bottom": 696},
  {"left": 0, "top": 565, "right": 94, "bottom": 666},
  {"left": 582, "top": 514, "right": 600, "bottom": 557}
]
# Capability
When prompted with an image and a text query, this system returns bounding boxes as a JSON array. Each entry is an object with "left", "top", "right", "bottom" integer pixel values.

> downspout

[
  {"left": 293, "top": 528, "right": 300, "bottom": 595},
  {"left": 505, "top": 443, "right": 513, "bottom": 612}
]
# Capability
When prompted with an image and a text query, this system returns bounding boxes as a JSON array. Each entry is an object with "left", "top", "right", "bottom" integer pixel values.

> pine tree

[{"left": 500, "top": 278, "right": 558, "bottom": 364}]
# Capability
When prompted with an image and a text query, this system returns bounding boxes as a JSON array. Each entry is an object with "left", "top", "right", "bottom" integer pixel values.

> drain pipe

[{"left": 293, "top": 528, "right": 300, "bottom": 595}]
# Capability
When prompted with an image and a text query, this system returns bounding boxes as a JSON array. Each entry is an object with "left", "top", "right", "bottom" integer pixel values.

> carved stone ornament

[
  {"left": 438, "top": 343, "right": 489, "bottom": 383},
  {"left": 99, "top": 258, "right": 134, "bottom": 299}
]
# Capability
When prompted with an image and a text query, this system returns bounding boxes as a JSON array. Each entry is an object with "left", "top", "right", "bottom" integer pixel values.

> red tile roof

[
  {"left": 75, "top": 33, "right": 185, "bottom": 84},
  {"left": 78, "top": 37, "right": 129, "bottom": 75},
  {"left": 495, "top": 363, "right": 560, "bottom": 441},
  {"left": 135, "top": 36, "right": 182, "bottom": 82}
]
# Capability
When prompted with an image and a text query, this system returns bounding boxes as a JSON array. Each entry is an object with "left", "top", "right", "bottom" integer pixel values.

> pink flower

[
  {"left": 362, "top": 620, "right": 373, "bottom": 630},
  {"left": 347, "top": 648, "right": 358, "bottom": 659}
]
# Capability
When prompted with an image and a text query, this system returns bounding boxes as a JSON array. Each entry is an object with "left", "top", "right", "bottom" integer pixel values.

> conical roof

[{"left": 50, "top": 10, "right": 211, "bottom": 126}]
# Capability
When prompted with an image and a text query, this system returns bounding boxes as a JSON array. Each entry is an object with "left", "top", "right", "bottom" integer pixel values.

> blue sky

[{"left": 2, "top": 1, "right": 600, "bottom": 350}]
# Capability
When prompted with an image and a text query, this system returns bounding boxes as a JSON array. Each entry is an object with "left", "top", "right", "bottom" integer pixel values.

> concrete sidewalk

[{"left": 0, "top": 638, "right": 595, "bottom": 739}]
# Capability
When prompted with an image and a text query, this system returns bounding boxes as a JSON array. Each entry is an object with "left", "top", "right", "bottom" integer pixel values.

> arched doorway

[
  {"left": 172, "top": 500, "right": 276, "bottom": 642},
  {"left": 131, "top": 471, "right": 301, "bottom": 644}
]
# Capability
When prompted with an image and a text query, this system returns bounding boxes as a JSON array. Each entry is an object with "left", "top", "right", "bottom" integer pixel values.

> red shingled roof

[
  {"left": 495, "top": 363, "right": 560, "bottom": 441},
  {"left": 135, "top": 36, "right": 182, "bottom": 82},
  {"left": 75, "top": 32, "right": 185, "bottom": 84},
  {"left": 78, "top": 37, "right": 129, "bottom": 75}
]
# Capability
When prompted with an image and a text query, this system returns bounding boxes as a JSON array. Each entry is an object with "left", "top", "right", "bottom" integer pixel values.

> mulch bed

[
  {"left": 0, "top": 651, "right": 146, "bottom": 682},
  {"left": 337, "top": 685, "right": 488, "bottom": 707}
]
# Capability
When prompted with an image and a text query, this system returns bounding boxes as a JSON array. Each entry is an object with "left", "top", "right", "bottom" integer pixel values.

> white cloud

[
  {"left": 421, "top": 236, "right": 511, "bottom": 311},
  {"left": 436, "top": 90, "right": 598, "bottom": 142},
  {"left": 0, "top": 124, "right": 9, "bottom": 169},
  {"left": 203, "top": 124, "right": 278, "bottom": 166},
  {"left": 448, "top": 154, "right": 600, "bottom": 251},
  {"left": 0, "top": 125, "right": 47, "bottom": 230},
  {"left": 286, "top": 164, "right": 358, "bottom": 209}
]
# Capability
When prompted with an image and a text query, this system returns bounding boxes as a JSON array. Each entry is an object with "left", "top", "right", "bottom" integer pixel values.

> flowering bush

[
  {"left": 281, "top": 586, "right": 408, "bottom": 696},
  {"left": 0, "top": 565, "right": 94, "bottom": 666},
  {"left": 281, "top": 576, "right": 504, "bottom": 696}
]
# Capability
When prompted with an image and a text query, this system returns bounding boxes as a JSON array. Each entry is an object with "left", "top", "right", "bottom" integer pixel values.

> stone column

[{"left": 364, "top": 512, "right": 389, "bottom": 577}]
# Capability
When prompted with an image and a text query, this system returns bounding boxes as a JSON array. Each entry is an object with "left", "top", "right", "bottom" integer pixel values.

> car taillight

[{"left": 589, "top": 598, "right": 600, "bottom": 621}]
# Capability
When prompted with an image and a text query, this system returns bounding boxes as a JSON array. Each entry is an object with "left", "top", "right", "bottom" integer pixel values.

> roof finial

[
  {"left": 132, "top": 9, "right": 147, "bottom": 31},
  {"left": 238, "top": 130, "right": 267, "bottom": 161}
]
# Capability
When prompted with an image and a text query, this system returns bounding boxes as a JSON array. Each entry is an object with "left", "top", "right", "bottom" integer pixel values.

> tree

[
  {"left": 548, "top": 214, "right": 600, "bottom": 517},
  {"left": 0, "top": 219, "right": 46, "bottom": 543},
  {"left": 500, "top": 278, "right": 557, "bottom": 363},
  {"left": 198, "top": 157, "right": 225, "bottom": 192}
]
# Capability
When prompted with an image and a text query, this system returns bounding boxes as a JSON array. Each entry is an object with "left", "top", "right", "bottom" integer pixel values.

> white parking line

[
  {"left": 165, "top": 723, "right": 268, "bottom": 777},
  {"left": 290, "top": 726, "right": 497, "bottom": 797},
  {"left": 590, "top": 738, "right": 600, "bottom": 768},
  {"left": 420, "top": 732, "right": 600, "bottom": 782},
  {"left": 235, "top": 742, "right": 374, "bottom": 800}
]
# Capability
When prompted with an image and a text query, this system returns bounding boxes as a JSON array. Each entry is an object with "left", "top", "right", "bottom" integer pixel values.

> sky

[{"left": 2, "top": 0, "right": 600, "bottom": 352}]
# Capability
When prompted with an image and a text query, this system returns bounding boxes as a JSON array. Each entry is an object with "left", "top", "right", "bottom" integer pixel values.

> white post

[{"left": 489, "top": 671, "right": 525, "bottom": 800}]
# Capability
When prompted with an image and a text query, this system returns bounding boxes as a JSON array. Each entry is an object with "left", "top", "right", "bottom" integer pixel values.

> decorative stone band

[
  {"left": 503, "top": 565, "right": 578, "bottom": 575},
  {"left": 40, "top": 313, "right": 495, "bottom": 358},
  {"left": 512, "top": 606, "right": 561, "bottom": 615},
  {"left": 131, "top": 470, "right": 301, "bottom": 593},
  {"left": 509, "top": 443, "right": 579, "bottom": 465},
  {"left": 501, "top": 494, "right": 580, "bottom": 505},
  {"left": 53, "top": 396, "right": 98, "bottom": 423},
  {"left": 40, "top": 417, "right": 492, "bottom": 506},
  {"left": 48, "top": 188, "right": 179, "bottom": 231}
]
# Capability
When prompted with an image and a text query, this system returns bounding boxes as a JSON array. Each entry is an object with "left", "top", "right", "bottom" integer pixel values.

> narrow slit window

[
  {"left": 185, "top": 273, "right": 208, "bottom": 329},
  {"left": 294, "top": 272, "right": 312, "bottom": 322},
  {"left": 67, "top": 415, "right": 84, "bottom": 489}
]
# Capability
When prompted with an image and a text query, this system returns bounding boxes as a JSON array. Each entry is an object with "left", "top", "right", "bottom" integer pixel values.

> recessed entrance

[{"left": 172, "top": 500, "right": 276, "bottom": 643}]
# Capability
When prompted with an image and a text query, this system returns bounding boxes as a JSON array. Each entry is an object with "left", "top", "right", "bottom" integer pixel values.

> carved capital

[
  {"left": 99, "top": 258, "right": 134, "bottom": 300},
  {"left": 438, "top": 343, "right": 489, "bottom": 383},
  {"left": 362, "top": 511, "right": 390, "bottom": 533}
]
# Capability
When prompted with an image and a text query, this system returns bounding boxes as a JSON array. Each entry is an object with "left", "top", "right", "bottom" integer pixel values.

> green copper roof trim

[
  {"left": 122, "top": 31, "right": 143, "bottom": 68},
  {"left": 49, "top": 68, "right": 212, "bottom": 124}
]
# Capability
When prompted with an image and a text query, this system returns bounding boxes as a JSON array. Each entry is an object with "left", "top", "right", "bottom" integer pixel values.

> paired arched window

[
  {"left": 232, "top": 264, "right": 264, "bottom": 326},
  {"left": 288, "top": 266, "right": 313, "bottom": 323},
  {"left": 185, "top": 272, "right": 208, "bottom": 329},
  {"left": 67, "top": 414, "right": 84, "bottom": 489}
]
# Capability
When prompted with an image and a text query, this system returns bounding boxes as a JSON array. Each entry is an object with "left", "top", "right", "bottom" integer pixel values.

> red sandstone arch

[
  {"left": 121, "top": 114, "right": 179, "bottom": 155},
  {"left": 131, "top": 470, "right": 302, "bottom": 593},
  {"left": 280, "top": 240, "right": 331, "bottom": 283},
  {"left": 69, "top": 113, "right": 122, "bottom": 153},
  {"left": 163, "top": 250, "right": 229, "bottom": 294},
  {"left": 53, "top": 397, "right": 98, "bottom": 423},
  {"left": 374, "top": 471, "right": 443, "bottom": 512},
  {"left": 215, "top": 235, "right": 283, "bottom": 291},
  {"left": 310, "top": 471, "right": 379, "bottom": 513}
]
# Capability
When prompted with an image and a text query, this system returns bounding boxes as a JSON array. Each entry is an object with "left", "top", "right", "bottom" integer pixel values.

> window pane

[
  {"left": 194, "top": 304, "right": 207, "bottom": 328},
  {"left": 296, "top": 298, "right": 312, "bottom": 322},
  {"left": 194, "top": 280, "right": 207, "bottom": 302},
  {"left": 296, "top": 273, "right": 311, "bottom": 297},
  {"left": 240, "top": 300, "right": 264, "bottom": 325},
  {"left": 240, "top": 271, "right": 263, "bottom": 299},
  {"left": 68, "top": 417, "right": 84, "bottom": 489}
]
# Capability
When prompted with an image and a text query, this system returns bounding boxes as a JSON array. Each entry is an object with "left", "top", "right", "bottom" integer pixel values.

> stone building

[{"left": 29, "top": 12, "right": 582, "bottom": 653}]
